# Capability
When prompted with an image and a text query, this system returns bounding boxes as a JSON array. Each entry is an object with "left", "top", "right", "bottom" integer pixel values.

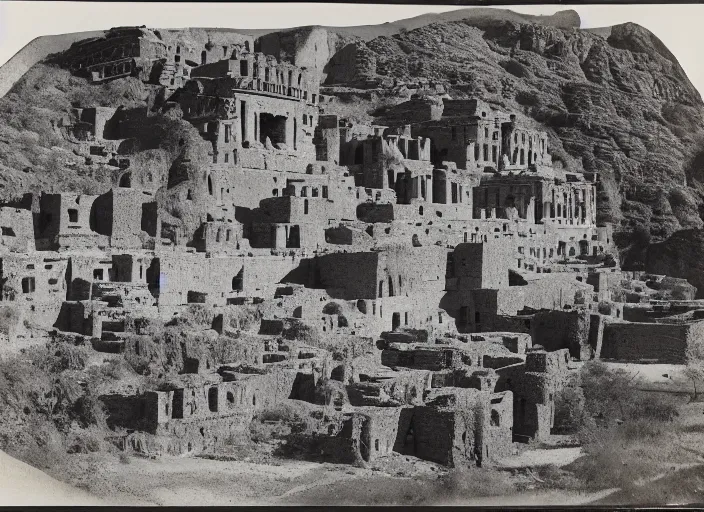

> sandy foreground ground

[
  {"left": 0, "top": 446, "right": 610, "bottom": 507},
  {"left": 0, "top": 450, "right": 107, "bottom": 506}
]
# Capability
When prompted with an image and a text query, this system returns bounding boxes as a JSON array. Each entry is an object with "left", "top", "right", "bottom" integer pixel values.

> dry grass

[
  {"left": 428, "top": 466, "right": 516, "bottom": 500},
  {"left": 556, "top": 362, "right": 698, "bottom": 492}
]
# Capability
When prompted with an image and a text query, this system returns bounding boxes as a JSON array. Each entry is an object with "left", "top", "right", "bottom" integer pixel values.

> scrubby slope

[
  {"left": 321, "top": 18, "right": 704, "bottom": 268},
  {"left": 0, "top": 9, "right": 579, "bottom": 99},
  {"left": 0, "top": 31, "right": 105, "bottom": 98}
]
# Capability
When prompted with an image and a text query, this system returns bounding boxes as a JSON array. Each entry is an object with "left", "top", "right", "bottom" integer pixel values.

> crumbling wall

[
  {"left": 601, "top": 321, "right": 690, "bottom": 363},
  {"left": 530, "top": 309, "right": 592, "bottom": 360}
]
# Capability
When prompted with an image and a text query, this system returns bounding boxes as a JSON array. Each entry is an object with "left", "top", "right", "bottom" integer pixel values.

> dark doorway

[
  {"left": 171, "top": 389, "right": 184, "bottom": 419},
  {"left": 259, "top": 113, "right": 287, "bottom": 145},
  {"left": 401, "top": 424, "right": 416, "bottom": 455},
  {"left": 354, "top": 145, "right": 363, "bottom": 165},
  {"left": 208, "top": 387, "right": 218, "bottom": 412},
  {"left": 119, "top": 173, "right": 131, "bottom": 188},
  {"left": 579, "top": 240, "right": 589, "bottom": 256},
  {"left": 232, "top": 267, "right": 243, "bottom": 291},
  {"left": 146, "top": 258, "right": 161, "bottom": 298},
  {"left": 392, "top": 312, "right": 401, "bottom": 330},
  {"left": 287, "top": 225, "right": 300, "bottom": 248},
  {"left": 240, "top": 101, "right": 247, "bottom": 141}
]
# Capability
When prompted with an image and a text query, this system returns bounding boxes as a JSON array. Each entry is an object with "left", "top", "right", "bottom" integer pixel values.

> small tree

[{"left": 683, "top": 362, "right": 704, "bottom": 401}]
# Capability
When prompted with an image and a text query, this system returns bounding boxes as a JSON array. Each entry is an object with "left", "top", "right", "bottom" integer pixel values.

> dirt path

[
  {"left": 496, "top": 447, "right": 583, "bottom": 469},
  {"left": 4, "top": 447, "right": 702, "bottom": 507}
]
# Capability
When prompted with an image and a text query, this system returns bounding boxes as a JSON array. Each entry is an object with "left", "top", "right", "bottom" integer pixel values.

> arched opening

[
  {"left": 244, "top": 41, "right": 251, "bottom": 52},
  {"left": 119, "top": 173, "right": 131, "bottom": 188},
  {"left": 201, "top": 50, "right": 207, "bottom": 65},
  {"left": 207, "top": 175, "right": 214, "bottom": 196},
  {"left": 490, "top": 410, "right": 500, "bottom": 427},
  {"left": 354, "top": 145, "right": 363, "bottom": 165},
  {"left": 378, "top": 280, "right": 384, "bottom": 298}
]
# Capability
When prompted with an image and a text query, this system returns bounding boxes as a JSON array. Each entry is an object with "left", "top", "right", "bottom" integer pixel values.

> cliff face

[
  {"left": 320, "top": 19, "right": 704, "bottom": 268},
  {"left": 647, "top": 230, "right": 704, "bottom": 298},
  {"left": 1, "top": 11, "right": 703, "bottom": 273},
  {"left": 256, "top": 26, "right": 358, "bottom": 83}
]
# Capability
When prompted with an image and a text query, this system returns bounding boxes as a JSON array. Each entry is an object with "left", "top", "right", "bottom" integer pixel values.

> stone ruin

[{"left": 2, "top": 25, "right": 704, "bottom": 468}]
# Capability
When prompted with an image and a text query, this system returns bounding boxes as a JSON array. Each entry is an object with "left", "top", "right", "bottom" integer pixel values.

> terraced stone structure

[{"left": 1, "top": 24, "right": 702, "bottom": 468}]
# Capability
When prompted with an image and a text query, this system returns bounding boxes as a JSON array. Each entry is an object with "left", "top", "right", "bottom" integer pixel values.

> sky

[{"left": 0, "top": 3, "right": 703, "bottom": 95}]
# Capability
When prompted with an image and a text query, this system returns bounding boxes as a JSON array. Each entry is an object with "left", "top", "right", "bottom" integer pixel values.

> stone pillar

[
  {"left": 526, "top": 197, "right": 535, "bottom": 224},
  {"left": 275, "top": 225, "right": 286, "bottom": 249}
]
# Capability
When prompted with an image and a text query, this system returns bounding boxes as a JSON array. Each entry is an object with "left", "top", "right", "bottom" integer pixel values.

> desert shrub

[
  {"left": 282, "top": 321, "right": 321, "bottom": 345},
  {"left": 0, "top": 355, "right": 68, "bottom": 471},
  {"left": 628, "top": 393, "right": 679, "bottom": 423},
  {"left": 226, "top": 306, "right": 264, "bottom": 331},
  {"left": 24, "top": 342, "right": 89, "bottom": 373},
  {"left": 567, "top": 426, "right": 653, "bottom": 491},
  {"left": 580, "top": 361, "right": 680, "bottom": 425},
  {"left": 249, "top": 403, "right": 312, "bottom": 443},
  {"left": 65, "top": 426, "right": 105, "bottom": 454},
  {"left": 553, "top": 385, "right": 586, "bottom": 434},
  {"left": 0, "top": 305, "right": 19, "bottom": 334},
  {"left": 528, "top": 464, "right": 582, "bottom": 490},
  {"left": 671, "top": 285, "right": 691, "bottom": 300},
  {"left": 314, "top": 378, "right": 349, "bottom": 407},
  {"left": 562, "top": 363, "right": 689, "bottom": 491},
  {"left": 167, "top": 304, "right": 215, "bottom": 328},
  {"left": 433, "top": 466, "right": 516, "bottom": 498},
  {"left": 619, "top": 418, "right": 665, "bottom": 440},
  {"left": 322, "top": 302, "right": 344, "bottom": 315}
]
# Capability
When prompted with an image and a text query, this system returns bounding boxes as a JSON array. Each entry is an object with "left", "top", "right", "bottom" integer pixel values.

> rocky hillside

[
  {"left": 0, "top": 30, "right": 105, "bottom": 98},
  {"left": 0, "top": 9, "right": 579, "bottom": 97},
  {"left": 1, "top": 9, "right": 704, "bottom": 273},
  {"left": 318, "top": 18, "right": 704, "bottom": 269}
]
